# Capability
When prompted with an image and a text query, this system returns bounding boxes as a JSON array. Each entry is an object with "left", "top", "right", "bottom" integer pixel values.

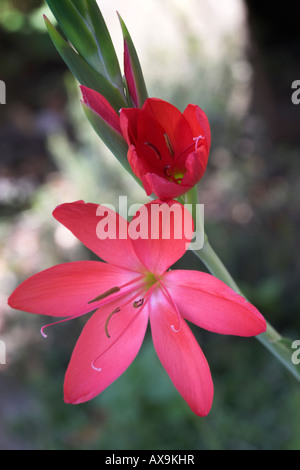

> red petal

[
  {"left": 141, "top": 98, "right": 193, "bottom": 154},
  {"left": 64, "top": 300, "right": 149, "bottom": 404},
  {"left": 164, "top": 270, "right": 266, "bottom": 336},
  {"left": 53, "top": 201, "right": 143, "bottom": 271},
  {"left": 142, "top": 149, "right": 208, "bottom": 199},
  {"left": 136, "top": 110, "right": 170, "bottom": 167},
  {"left": 129, "top": 201, "right": 194, "bottom": 275},
  {"left": 120, "top": 107, "right": 140, "bottom": 145},
  {"left": 141, "top": 98, "right": 182, "bottom": 134},
  {"left": 143, "top": 172, "right": 193, "bottom": 199},
  {"left": 183, "top": 104, "right": 211, "bottom": 152},
  {"left": 181, "top": 150, "right": 208, "bottom": 186},
  {"left": 126, "top": 145, "right": 153, "bottom": 195},
  {"left": 8, "top": 261, "right": 136, "bottom": 317},
  {"left": 80, "top": 86, "right": 121, "bottom": 134},
  {"left": 149, "top": 290, "right": 214, "bottom": 416}
]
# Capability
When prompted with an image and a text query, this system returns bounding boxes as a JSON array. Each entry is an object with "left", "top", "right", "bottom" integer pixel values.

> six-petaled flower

[{"left": 8, "top": 200, "right": 266, "bottom": 416}]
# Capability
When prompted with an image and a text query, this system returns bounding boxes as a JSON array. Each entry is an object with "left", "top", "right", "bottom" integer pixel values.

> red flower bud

[{"left": 120, "top": 98, "right": 211, "bottom": 199}]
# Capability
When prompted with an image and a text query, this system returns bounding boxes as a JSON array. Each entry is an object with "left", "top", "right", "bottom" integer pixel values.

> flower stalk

[{"left": 188, "top": 187, "right": 300, "bottom": 383}]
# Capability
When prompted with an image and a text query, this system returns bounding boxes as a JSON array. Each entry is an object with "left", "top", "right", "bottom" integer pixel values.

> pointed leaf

[
  {"left": 44, "top": 16, "right": 127, "bottom": 111},
  {"left": 45, "top": 0, "right": 103, "bottom": 73},
  {"left": 118, "top": 13, "right": 148, "bottom": 108},
  {"left": 71, "top": 0, "right": 87, "bottom": 19},
  {"left": 85, "top": 0, "right": 123, "bottom": 89}
]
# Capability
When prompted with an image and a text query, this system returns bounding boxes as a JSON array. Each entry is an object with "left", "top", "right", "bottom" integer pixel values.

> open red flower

[
  {"left": 8, "top": 200, "right": 265, "bottom": 416},
  {"left": 120, "top": 98, "right": 211, "bottom": 199}
]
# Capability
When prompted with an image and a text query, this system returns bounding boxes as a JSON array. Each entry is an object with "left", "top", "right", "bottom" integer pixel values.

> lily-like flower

[
  {"left": 8, "top": 200, "right": 265, "bottom": 416},
  {"left": 120, "top": 98, "right": 211, "bottom": 199}
]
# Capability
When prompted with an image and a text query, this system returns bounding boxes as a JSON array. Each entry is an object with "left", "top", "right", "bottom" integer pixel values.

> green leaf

[
  {"left": 118, "top": 13, "right": 148, "bottom": 107},
  {"left": 45, "top": 0, "right": 103, "bottom": 74},
  {"left": 85, "top": 0, "right": 123, "bottom": 89},
  {"left": 71, "top": 0, "right": 87, "bottom": 19},
  {"left": 44, "top": 16, "right": 127, "bottom": 111}
]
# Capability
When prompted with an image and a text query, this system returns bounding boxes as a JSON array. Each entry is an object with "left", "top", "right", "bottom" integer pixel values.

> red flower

[
  {"left": 120, "top": 98, "right": 211, "bottom": 199},
  {"left": 8, "top": 200, "right": 265, "bottom": 416}
]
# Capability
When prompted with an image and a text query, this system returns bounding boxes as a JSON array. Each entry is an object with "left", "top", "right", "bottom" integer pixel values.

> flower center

[
  {"left": 144, "top": 133, "right": 205, "bottom": 185},
  {"left": 143, "top": 272, "right": 160, "bottom": 290},
  {"left": 90, "top": 273, "right": 160, "bottom": 372},
  {"left": 87, "top": 272, "right": 160, "bottom": 344},
  {"left": 163, "top": 165, "right": 184, "bottom": 185}
]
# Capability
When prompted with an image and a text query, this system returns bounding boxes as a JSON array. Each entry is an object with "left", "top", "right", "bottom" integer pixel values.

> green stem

[
  {"left": 186, "top": 188, "right": 300, "bottom": 382},
  {"left": 194, "top": 239, "right": 281, "bottom": 342}
]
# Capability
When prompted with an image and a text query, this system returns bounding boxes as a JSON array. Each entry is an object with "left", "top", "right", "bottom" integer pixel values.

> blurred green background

[{"left": 1, "top": 0, "right": 300, "bottom": 450}]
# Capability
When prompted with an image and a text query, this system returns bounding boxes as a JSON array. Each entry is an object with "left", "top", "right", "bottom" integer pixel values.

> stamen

[
  {"left": 119, "top": 274, "right": 145, "bottom": 289},
  {"left": 159, "top": 280, "right": 182, "bottom": 333},
  {"left": 164, "top": 165, "right": 171, "bottom": 177},
  {"left": 87, "top": 274, "right": 146, "bottom": 307},
  {"left": 163, "top": 165, "right": 183, "bottom": 185},
  {"left": 91, "top": 362, "right": 102, "bottom": 372},
  {"left": 105, "top": 307, "right": 121, "bottom": 338},
  {"left": 144, "top": 141, "right": 161, "bottom": 160},
  {"left": 88, "top": 286, "right": 120, "bottom": 304},
  {"left": 193, "top": 134, "right": 205, "bottom": 150},
  {"left": 91, "top": 281, "right": 160, "bottom": 372},
  {"left": 171, "top": 324, "right": 181, "bottom": 333},
  {"left": 164, "top": 133, "right": 175, "bottom": 157},
  {"left": 104, "top": 288, "right": 145, "bottom": 339},
  {"left": 175, "top": 135, "right": 206, "bottom": 161},
  {"left": 40, "top": 315, "right": 78, "bottom": 338}
]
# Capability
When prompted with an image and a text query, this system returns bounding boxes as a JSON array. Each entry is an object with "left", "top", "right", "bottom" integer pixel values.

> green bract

[{"left": 45, "top": 0, "right": 148, "bottom": 111}]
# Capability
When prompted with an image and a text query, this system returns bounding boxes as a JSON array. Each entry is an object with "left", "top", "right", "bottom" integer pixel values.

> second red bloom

[{"left": 120, "top": 98, "right": 211, "bottom": 199}]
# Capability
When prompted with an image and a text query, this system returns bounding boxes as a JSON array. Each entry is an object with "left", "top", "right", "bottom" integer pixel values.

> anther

[
  {"left": 105, "top": 307, "right": 121, "bottom": 338},
  {"left": 133, "top": 298, "right": 144, "bottom": 308},
  {"left": 144, "top": 142, "right": 161, "bottom": 160},
  {"left": 163, "top": 165, "right": 171, "bottom": 177},
  {"left": 164, "top": 133, "right": 175, "bottom": 157},
  {"left": 88, "top": 286, "right": 120, "bottom": 304},
  {"left": 159, "top": 280, "right": 182, "bottom": 333}
]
